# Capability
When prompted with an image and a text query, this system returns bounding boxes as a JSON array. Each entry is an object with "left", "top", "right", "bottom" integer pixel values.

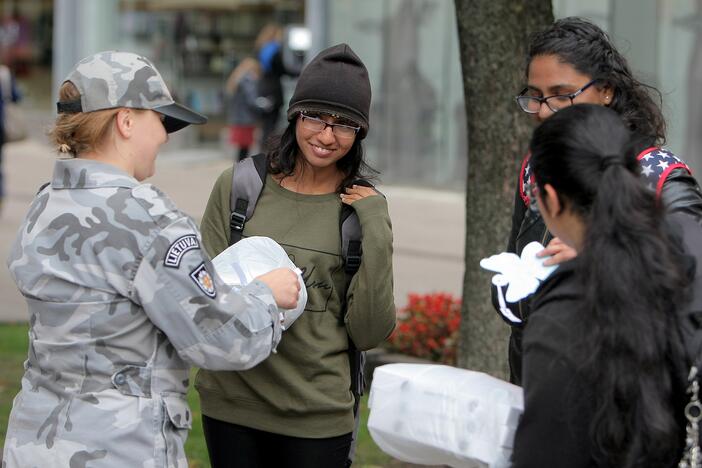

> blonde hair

[{"left": 49, "top": 81, "right": 121, "bottom": 157}]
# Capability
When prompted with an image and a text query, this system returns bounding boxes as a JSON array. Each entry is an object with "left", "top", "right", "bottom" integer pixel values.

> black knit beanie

[{"left": 287, "top": 43, "right": 371, "bottom": 139}]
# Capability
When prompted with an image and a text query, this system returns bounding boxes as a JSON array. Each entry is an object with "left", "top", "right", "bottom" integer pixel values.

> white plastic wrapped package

[
  {"left": 211, "top": 236, "right": 307, "bottom": 329},
  {"left": 368, "top": 364, "right": 523, "bottom": 468}
]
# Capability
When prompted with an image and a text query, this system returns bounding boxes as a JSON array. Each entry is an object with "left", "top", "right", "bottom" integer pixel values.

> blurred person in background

[
  {"left": 225, "top": 56, "right": 263, "bottom": 161},
  {"left": 255, "top": 23, "right": 295, "bottom": 148},
  {"left": 0, "top": 60, "right": 20, "bottom": 215}
]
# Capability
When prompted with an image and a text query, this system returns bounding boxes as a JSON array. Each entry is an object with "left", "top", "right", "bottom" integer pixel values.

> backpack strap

[
  {"left": 340, "top": 180, "right": 369, "bottom": 408},
  {"left": 341, "top": 206, "right": 362, "bottom": 276},
  {"left": 229, "top": 153, "right": 267, "bottom": 245},
  {"left": 636, "top": 147, "right": 692, "bottom": 199},
  {"left": 342, "top": 223, "right": 364, "bottom": 404},
  {"left": 340, "top": 178, "right": 378, "bottom": 467}
]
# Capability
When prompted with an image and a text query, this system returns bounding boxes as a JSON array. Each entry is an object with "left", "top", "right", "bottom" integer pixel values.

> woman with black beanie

[
  {"left": 195, "top": 44, "right": 395, "bottom": 468},
  {"left": 512, "top": 104, "right": 691, "bottom": 467}
]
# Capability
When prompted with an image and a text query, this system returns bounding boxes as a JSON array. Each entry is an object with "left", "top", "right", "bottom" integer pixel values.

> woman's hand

[
  {"left": 255, "top": 268, "right": 300, "bottom": 309},
  {"left": 340, "top": 184, "right": 378, "bottom": 205},
  {"left": 537, "top": 237, "right": 577, "bottom": 266}
]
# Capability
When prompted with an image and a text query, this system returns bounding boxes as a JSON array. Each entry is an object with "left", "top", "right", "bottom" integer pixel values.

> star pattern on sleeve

[{"left": 637, "top": 148, "right": 691, "bottom": 198}]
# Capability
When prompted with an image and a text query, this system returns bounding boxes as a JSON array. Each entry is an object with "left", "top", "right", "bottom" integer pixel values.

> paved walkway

[{"left": 0, "top": 136, "right": 465, "bottom": 322}]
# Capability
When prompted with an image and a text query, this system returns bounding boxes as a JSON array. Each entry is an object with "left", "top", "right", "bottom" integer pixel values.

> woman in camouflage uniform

[{"left": 2, "top": 51, "right": 300, "bottom": 468}]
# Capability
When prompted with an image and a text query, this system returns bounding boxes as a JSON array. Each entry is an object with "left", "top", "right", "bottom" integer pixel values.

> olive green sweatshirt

[{"left": 195, "top": 167, "right": 396, "bottom": 437}]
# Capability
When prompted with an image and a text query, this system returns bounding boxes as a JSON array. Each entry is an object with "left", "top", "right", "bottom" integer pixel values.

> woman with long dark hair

[
  {"left": 195, "top": 43, "right": 395, "bottom": 467},
  {"left": 512, "top": 104, "right": 689, "bottom": 467},
  {"left": 500, "top": 17, "right": 702, "bottom": 384}
]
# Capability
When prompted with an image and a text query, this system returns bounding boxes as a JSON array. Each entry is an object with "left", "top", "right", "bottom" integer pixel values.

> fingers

[
  {"left": 255, "top": 268, "right": 301, "bottom": 309},
  {"left": 340, "top": 184, "right": 377, "bottom": 205},
  {"left": 538, "top": 238, "right": 578, "bottom": 266},
  {"left": 536, "top": 237, "right": 563, "bottom": 257}
]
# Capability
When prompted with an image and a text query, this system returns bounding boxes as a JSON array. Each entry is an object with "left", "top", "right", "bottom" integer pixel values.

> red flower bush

[{"left": 386, "top": 292, "right": 461, "bottom": 365}]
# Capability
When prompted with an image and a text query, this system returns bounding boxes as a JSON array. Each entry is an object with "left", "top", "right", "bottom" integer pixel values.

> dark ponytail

[
  {"left": 530, "top": 104, "right": 687, "bottom": 467},
  {"left": 527, "top": 17, "right": 666, "bottom": 145}
]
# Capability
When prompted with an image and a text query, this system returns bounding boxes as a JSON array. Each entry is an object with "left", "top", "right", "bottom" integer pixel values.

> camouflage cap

[{"left": 57, "top": 51, "right": 206, "bottom": 133}]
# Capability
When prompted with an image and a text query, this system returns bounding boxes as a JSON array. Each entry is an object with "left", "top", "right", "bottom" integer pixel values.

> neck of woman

[
  {"left": 79, "top": 147, "right": 134, "bottom": 179},
  {"left": 276, "top": 158, "right": 344, "bottom": 195}
]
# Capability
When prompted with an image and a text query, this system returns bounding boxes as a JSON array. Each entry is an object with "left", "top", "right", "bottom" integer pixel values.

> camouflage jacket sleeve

[{"left": 131, "top": 184, "right": 283, "bottom": 371}]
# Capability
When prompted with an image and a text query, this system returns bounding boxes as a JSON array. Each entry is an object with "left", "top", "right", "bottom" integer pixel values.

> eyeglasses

[
  {"left": 299, "top": 113, "right": 360, "bottom": 139},
  {"left": 527, "top": 181, "right": 539, "bottom": 213},
  {"left": 515, "top": 79, "right": 600, "bottom": 114}
]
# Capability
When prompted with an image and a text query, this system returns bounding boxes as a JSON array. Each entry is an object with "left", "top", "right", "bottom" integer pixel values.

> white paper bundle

[
  {"left": 368, "top": 364, "right": 523, "bottom": 468},
  {"left": 212, "top": 236, "right": 307, "bottom": 329}
]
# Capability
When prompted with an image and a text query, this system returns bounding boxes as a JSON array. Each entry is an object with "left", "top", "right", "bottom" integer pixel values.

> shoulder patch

[
  {"left": 165, "top": 234, "right": 200, "bottom": 268},
  {"left": 190, "top": 263, "right": 216, "bottom": 298}
]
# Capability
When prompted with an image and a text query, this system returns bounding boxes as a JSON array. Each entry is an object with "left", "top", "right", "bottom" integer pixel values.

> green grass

[{"left": 0, "top": 324, "right": 393, "bottom": 467}]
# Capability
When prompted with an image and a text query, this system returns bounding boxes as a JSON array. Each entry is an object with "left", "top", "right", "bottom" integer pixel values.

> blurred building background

[
  {"left": 0, "top": 0, "right": 700, "bottom": 319},
  {"left": 0, "top": 0, "right": 701, "bottom": 183}
]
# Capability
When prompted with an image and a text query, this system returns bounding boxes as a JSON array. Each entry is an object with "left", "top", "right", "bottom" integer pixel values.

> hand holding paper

[{"left": 212, "top": 236, "right": 307, "bottom": 330}]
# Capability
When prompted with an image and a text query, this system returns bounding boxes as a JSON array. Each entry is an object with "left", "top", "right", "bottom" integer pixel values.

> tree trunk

[{"left": 455, "top": 0, "right": 553, "bottom": 377}]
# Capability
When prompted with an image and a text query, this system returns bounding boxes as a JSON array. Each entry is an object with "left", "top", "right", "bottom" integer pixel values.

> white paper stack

[{"left": 368, "top": 363, "right": 523, "bottom": 468}]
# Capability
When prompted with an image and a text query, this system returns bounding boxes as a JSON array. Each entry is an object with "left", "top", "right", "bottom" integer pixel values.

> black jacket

[
  {"left": 495, "top": 146, "right": 702, "bottom": 384},
  {"left": 511, "top": 258, "right": 686, "bottom": 468}
]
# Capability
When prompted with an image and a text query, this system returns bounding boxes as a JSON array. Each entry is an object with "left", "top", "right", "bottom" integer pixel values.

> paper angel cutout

[{"left": 480, "top": 241, "right": 557, "bottom": 325}]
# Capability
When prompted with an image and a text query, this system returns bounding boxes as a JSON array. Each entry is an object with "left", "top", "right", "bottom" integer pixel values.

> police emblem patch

[
  {"left": 190, "top": 263, "right": 216, "bottom": 298},
  {"left": 165, "top": 235, "right": 200, "bottom": 268}
]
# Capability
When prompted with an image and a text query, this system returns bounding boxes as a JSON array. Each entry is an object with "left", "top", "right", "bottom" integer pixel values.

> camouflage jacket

[{"left": 3, "top": 158, "right": 283, "bottom": 468}]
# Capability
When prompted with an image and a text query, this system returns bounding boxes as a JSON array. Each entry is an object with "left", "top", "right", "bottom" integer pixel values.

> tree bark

[{"left": 455, "top": 0, "right": 553, "bottom": 377}]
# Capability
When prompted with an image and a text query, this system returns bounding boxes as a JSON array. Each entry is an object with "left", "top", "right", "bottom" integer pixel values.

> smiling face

[
  {"left": 526, "top": 54, "right": 612, "bottom": 123},
  {"left": 295, "top": 113, "right": 356, "bottom": 175}
]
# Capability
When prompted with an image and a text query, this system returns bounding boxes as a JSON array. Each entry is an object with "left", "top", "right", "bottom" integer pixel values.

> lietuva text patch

[
  {"left": 165, "top": 235, "right": 200, "bottom": 268},
  {"left": 190, "top": 263, "right": 216, "bottom": 298}
]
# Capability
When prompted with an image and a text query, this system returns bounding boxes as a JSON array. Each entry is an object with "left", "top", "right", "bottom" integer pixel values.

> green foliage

[
  {"left": 386, "top": 293, "right": 461, "bottom": 364},
  {"left": 0, "top": 323, "right": 28, "bottom": 450}
]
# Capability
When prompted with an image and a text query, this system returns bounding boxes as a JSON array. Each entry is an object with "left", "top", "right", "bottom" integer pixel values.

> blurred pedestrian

[
  {"left": 196, "top": 43, "right": 395, "bottom": 468},
  {"left": 224, "top": 57, "right": 262, "bottom": 161},
  {"left": 497, "top": 17, "right": 702, "bottom": 384},
  {"left": 512, "top": 103, "right": 690, "bottom": 468},
  {"left": 2, "top": 51, "right": 300, "bottom": 468},
  {"left": 255, "top": 23, "right": 292, "bottom": 148},
  {"left": 0, "top": 61, "right": 19, "bottom": 215}
]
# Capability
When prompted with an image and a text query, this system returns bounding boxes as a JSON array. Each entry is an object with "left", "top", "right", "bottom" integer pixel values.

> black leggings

[{"left": 202, "top": 415, "right": 353, "bottom": 468}]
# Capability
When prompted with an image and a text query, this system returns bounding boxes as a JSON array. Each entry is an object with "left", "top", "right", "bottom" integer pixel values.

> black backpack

[{"left": 229, "top": 153, "right": 368, "bottom": 465}]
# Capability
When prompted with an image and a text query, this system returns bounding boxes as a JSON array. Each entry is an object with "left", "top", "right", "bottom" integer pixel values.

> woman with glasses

[
  {"left": 498, "top": 17, "right": 702, "bottom": 384},
  {"left": 512, "top": 103, "right": 691, "bottom": 468},
  {"left": 195, "top": 44, "right": 395, "bottom": 468}
]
